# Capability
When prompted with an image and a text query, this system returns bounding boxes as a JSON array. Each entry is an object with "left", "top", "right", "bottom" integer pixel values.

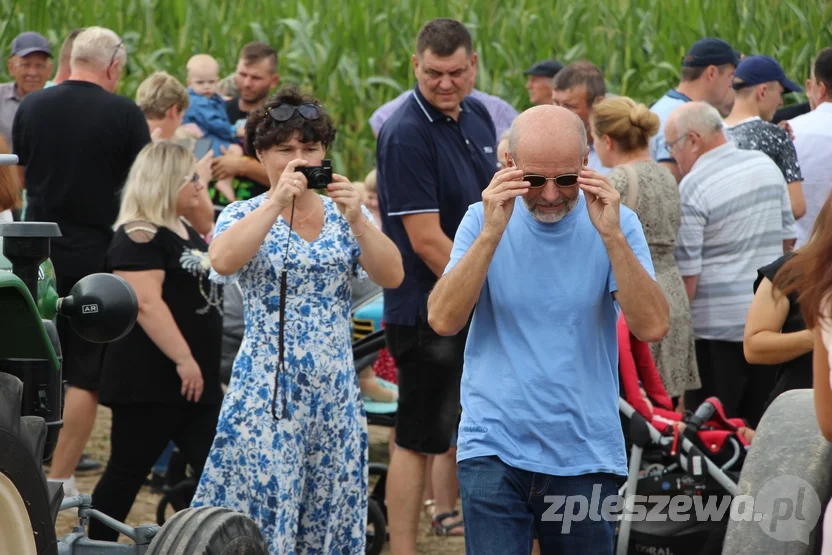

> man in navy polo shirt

[{"left": 375, "top": 17, "right": 497, "bottom": 553}]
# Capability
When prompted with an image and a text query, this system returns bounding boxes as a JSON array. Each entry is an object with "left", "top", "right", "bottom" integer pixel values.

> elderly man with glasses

[{"left": 666, "top": 100, "right": 796, "bottom": 430}]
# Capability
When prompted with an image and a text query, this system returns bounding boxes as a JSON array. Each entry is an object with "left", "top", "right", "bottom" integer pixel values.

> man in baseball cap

[
  {"left": 524, "top": 58, "right": 563, "bottom": 105},
  {"left": 732, "top": 55, "right": 803, "bottom": 95},
  {"left": 0, "top": 32, "right": 52, "bottom": 143},
  {"left": 648, "top": 37, "right": 740, "bottom": 182},
  {"left": 723, "top": 54, "right": 806, "bottom": 219}
]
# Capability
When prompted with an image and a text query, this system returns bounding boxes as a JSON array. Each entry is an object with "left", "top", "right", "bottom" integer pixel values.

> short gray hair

[
  {"left": 672, "top": 101, "right": 725, "bottom": 140},
  {"left": 70, "top": 27, "right": 125, "bottom": 72}
]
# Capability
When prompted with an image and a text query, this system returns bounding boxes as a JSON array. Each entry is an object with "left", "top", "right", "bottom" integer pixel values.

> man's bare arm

[
  {"left": 787, "top": 180, "right": 806, "bottom": 220},
  {"left": 401, "top": 212, "right": 453, "bottom": 277}
]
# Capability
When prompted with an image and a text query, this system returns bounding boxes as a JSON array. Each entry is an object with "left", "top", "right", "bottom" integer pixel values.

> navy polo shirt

[{"left": 376, "top": 85, "right": 497, "bottom": 326}]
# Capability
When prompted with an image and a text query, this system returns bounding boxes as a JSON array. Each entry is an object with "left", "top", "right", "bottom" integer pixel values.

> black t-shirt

[
  {"left": 12, "top": 80, "right": 151, "bottom": 278},
  {"left": 209, "top": 97, "right": 269, "bottom": 210},
  {"left": 753, "top": 253, "right": 812, "bottom": 405},
  {"left": 98, "top": 223, "right": 224, "bottom": 407}
]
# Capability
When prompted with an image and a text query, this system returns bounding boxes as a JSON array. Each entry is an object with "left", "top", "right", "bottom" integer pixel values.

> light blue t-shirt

[
  {"left": 648, "top": 90, "right": 691, "bottom": 163},
  {"left": 446, "top": 192, "right": 655, "bottom": 477}
]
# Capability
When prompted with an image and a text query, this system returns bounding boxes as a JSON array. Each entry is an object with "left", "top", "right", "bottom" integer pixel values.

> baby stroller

[
  {"left": 615, "top": 316, "right": 752, "bottom": 555},
  {"left": 351, "top": 279, "right": 395, "bottom": 555}
]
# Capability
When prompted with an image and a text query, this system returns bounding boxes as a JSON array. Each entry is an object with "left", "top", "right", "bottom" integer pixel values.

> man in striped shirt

[{"left": 668, "top": 101, "right": 796, "bottom": 428}]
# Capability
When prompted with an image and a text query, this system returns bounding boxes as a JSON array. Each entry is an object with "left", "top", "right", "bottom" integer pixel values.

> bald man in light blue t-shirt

[{"left": 427, "top": 105, "right": 669, "bottom": 554}]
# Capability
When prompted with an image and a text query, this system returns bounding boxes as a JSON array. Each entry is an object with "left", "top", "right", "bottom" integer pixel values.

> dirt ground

[{"left": 52, "top": 405, "right": 466, "bottom": 554}]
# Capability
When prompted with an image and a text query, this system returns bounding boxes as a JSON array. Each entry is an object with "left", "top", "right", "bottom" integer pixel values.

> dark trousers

[
  {"left": 89, "top": 403, "right": 220, "bottom": 542},
  {"left": 685, "top": 339, "right": 777, "bottom": 428}
]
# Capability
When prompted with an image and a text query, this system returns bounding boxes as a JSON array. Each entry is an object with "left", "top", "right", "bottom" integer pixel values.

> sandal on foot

[{"left": 431, "top": 510, "right": 464, "bottom": 537}]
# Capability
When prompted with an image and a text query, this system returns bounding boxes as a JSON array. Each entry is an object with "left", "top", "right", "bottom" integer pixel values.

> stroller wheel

[
  {"left": 366, "top": 497, "right": 386, "bottom": 555},
  {"left": 156, "top": 479, "right": 197, "bottom": 526}
]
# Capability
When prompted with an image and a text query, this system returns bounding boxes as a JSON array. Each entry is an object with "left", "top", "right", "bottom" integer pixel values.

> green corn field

[{"left": 2, "top": 0, "right": 830, "bottom": 179}]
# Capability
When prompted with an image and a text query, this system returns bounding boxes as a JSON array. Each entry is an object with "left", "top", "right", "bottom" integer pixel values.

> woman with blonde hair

[
  {"left": 590, "top": 95, "right": 699, "bottom": 404},
  {"left": 88, "top": 140, "right": 223, "bottom": 542}
]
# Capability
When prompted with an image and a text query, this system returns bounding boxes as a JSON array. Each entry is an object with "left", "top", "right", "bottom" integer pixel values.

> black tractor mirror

[{"left": 57, "top": 273, "right": 138, "bottom": 343}]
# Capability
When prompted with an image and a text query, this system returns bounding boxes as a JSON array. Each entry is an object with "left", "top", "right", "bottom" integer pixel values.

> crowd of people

[{"left": 2, "top": 16, "right": 832, "bottom": 555}]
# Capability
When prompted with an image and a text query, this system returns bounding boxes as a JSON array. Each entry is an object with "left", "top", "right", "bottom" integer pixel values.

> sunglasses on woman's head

[
  {"left": 268, "top": 103, "right": 322, "bottom": 123},
  {"left": 524, "top": 173, "right": 580, "bottom": 188}
]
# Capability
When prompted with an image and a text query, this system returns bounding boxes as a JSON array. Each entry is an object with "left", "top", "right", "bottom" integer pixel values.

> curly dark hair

[{"left": 245, "top": 85, "right": 337, "bottom": 155}]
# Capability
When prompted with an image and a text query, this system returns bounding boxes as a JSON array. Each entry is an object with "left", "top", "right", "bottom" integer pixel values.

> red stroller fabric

[{"left": 618, "top": 315, "right": 750, "bottom": 450}]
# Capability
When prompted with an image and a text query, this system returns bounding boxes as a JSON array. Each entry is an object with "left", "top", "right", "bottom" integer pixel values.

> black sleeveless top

[
  {"left": 98, "top": 222, "right": 224, "bottom": 407},
  {"left": 754, "top": 253, "right": 812, "bottom": 407}
]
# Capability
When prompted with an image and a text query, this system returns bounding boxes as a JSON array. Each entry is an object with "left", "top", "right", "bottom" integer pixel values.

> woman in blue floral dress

[{"left": 190, "top": 86, "right": 404, "bottom": 553}]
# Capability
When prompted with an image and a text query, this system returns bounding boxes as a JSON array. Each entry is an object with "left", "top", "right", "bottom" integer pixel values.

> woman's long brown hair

[
  {"left": 773, "top": 193, "right": 832, "bottom": 329},
  {"left": 0, "top": 134, "right": 22, "bottom": 212}
]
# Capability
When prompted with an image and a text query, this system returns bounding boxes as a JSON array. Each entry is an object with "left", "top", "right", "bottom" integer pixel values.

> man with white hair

[
  {"left": 13, "top": 26, "right": 151, "bottom": 499},
  {"left": 427, "top": 105, "right": 669, "bottom": 553},
  {"left": 667, "top": 101, "right": 796, "bottom": 428}
]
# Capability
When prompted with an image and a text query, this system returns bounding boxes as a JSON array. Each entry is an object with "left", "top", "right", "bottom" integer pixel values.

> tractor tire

[
  {"left": 722, "top": 389, "right": 832, "bottom": 555},
  {"left": 0, "top": 373, "right": 63, "bottom": 555},
  {"left": 146, "top": 506, "right": 267, "bottom": 555}
]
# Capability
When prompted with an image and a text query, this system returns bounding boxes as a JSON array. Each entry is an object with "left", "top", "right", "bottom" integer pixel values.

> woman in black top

[
  {"left": 742, "top": 199, "right": 832, "bottom": 410},
  {"left": 89, "top": 141, "right": 223, "bottom": 542}
]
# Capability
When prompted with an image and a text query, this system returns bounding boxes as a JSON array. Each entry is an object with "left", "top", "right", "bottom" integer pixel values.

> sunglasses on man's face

[
  {"left": 268, "top": 103, "right": 322, "bottom": 123},
  {"left": 524, "top": 173, "right": 580, "bottom": 188}
]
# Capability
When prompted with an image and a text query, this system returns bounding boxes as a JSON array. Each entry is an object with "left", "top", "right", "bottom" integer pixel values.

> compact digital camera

[{"left": 300, "top": 160, "right": 333, "bottom": 189}]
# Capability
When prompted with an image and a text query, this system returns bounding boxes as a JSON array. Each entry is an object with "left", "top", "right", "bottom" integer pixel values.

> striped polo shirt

[{"left": 675, "top": 141, "right": 797, "bottom": 342}]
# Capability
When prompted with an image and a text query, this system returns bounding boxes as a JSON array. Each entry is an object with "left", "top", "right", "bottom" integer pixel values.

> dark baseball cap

[
  {"left": 524, "top": 59, "right": 564, "bottom": 78},
  {"left": 681, "top": 37, "right": 739, "bottom": 68},
  {"left": 10, "top": 32, "right": 52, "bottom": 58},
  {"left": 733, "top": 55, "right": 803, "bottom": 93}
]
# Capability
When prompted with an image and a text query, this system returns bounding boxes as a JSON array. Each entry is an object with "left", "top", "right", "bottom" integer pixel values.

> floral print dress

[{"left": 191, "top": 194, "right": 371, "bottom": 554}]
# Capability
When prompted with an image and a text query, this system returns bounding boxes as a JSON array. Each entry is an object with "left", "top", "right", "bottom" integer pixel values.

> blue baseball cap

[
  {"left": 10, "top": 32, "right": 52, "bottom": 58},
  {"left": 733, "top": 55, "right": 803, "bottom": 93},
  {"left": 682, "top": 37, "right": 740, "bottom": 68}
]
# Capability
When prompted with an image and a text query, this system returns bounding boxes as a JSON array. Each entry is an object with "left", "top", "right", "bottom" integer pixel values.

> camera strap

[{"left": 271, "top": 198, "right": 296, "bottom": 421}]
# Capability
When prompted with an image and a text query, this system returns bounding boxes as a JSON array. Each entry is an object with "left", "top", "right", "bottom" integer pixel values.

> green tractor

[{"left": 0, "top": 155, "right": 266, "bottom": 555}]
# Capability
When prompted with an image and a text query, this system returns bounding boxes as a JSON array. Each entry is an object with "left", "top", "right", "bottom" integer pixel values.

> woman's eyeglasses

[
  {"left": 181, "top": 173, "right": 201, "bottom": 189},
  {"left": 268, "top": 103, "right": 322, "bottom": 123},
  {"left": 524, "top": 173, "right": 580, "bottom": 188}
]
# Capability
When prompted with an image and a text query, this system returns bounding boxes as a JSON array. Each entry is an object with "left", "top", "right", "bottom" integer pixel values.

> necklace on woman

[{"left": 291, "top": 199, "right": 321, "bottom": 229}]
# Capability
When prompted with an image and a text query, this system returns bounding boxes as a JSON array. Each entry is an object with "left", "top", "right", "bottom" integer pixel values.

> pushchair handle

[{"left": 685, "top": 400, "right": 716, "bottom": 435}]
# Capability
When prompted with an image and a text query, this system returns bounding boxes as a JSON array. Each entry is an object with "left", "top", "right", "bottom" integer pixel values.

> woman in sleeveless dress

[{"left": 589, "top": 96, "right": 699, "bottom": 402}]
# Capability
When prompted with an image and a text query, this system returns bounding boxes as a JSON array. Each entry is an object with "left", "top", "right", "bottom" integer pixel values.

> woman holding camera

[{"left": 191, "top": 86, "right": 403, "bottom": 552}]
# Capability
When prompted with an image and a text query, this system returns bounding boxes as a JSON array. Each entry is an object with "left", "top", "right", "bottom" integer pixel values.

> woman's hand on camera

[
  {"left": 327, "top": 174, "right": 364, "bottom": 226},
  {"left": 269, "top": 158, "right": 308, "bottom": 210},
  {"left": 176, "top": 356, "right": 204, "bottom": 403}
]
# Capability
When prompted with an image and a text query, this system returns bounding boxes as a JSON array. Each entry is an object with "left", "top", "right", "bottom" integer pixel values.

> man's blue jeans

[{"left": 458, "top": 455, "right": 619, "bottom": 555}]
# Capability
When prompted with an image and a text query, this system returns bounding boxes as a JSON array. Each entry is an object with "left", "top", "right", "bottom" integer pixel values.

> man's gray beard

[{"left": 523, "top": 196, "right": 579, "bottom": 223}]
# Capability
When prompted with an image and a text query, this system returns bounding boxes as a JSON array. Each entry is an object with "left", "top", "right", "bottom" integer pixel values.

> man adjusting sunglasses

[{"left": 427, "top": 105, "right": 668, "bottom": 555}]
